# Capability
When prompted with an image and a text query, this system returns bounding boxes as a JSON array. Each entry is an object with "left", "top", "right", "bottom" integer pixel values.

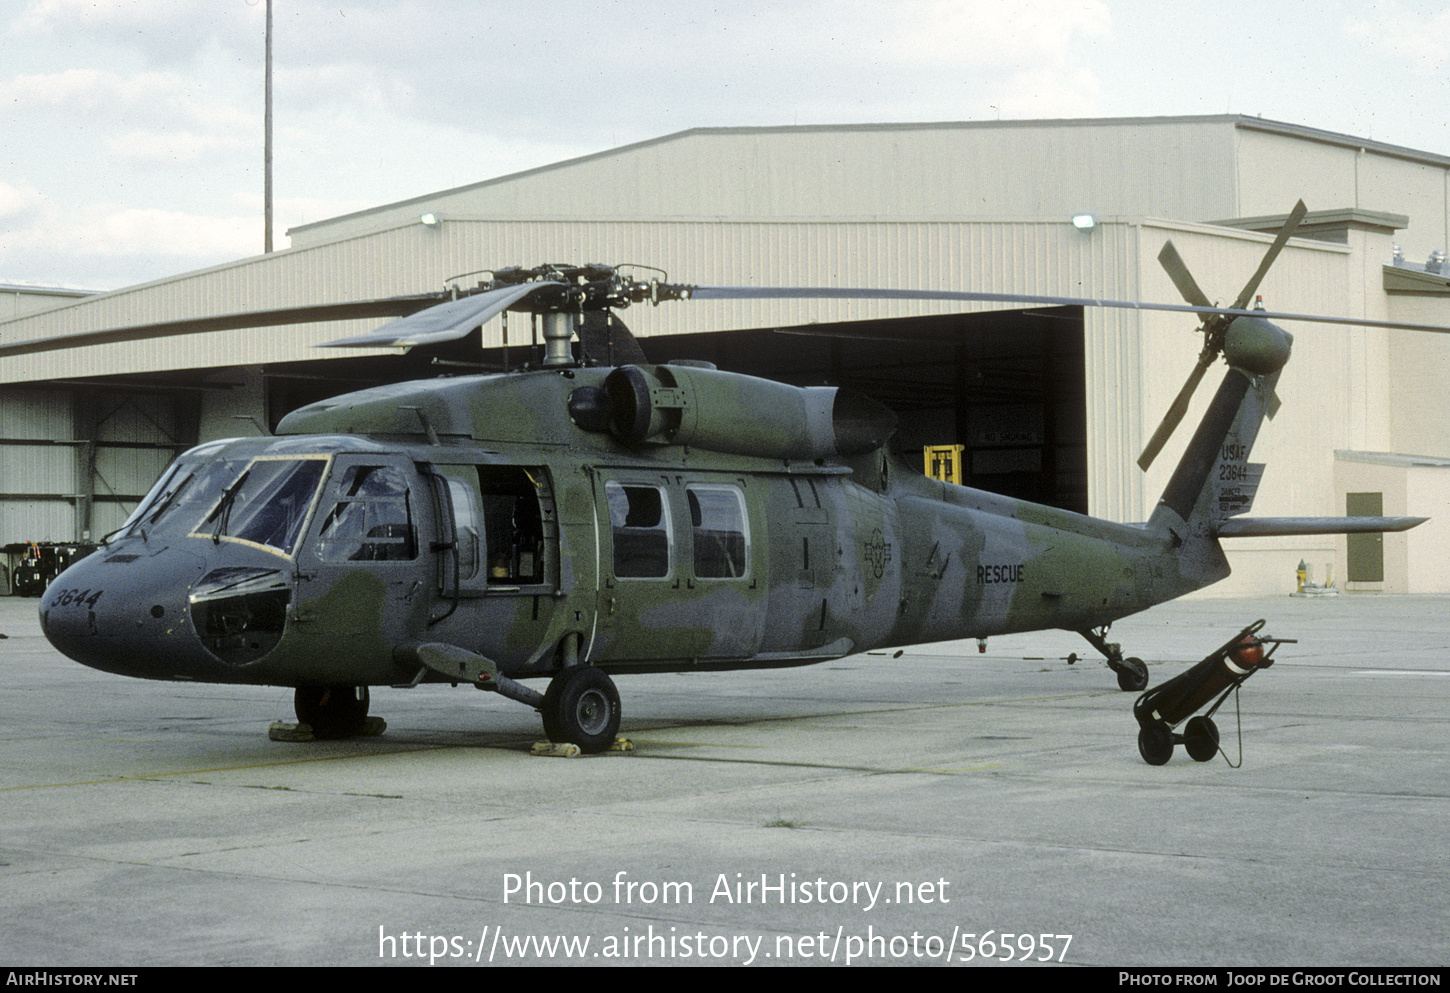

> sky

[{"left": 2, "top": 0, "right": 1449, "bottom": 291}]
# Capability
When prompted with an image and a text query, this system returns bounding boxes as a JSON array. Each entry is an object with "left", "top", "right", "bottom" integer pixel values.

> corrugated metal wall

[
  {"left": 1, "top": 390, "right": 76, "bottom": 542},
  {"left": 0, "top": 212, "right": 1381, "bottom": 533},
  {"left": 1, "top": 386, "right": 191, "bottom": 545},
  {"left": 290, "top": 117, "right": 1247, "bottom": 246}
]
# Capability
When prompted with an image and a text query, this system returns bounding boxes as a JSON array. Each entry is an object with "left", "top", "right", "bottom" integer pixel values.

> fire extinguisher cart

[{"left": 1133, "top": 620, "right": 1295, "bottom": 765}]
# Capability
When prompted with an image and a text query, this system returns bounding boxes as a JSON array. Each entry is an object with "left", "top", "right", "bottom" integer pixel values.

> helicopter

[{"left": 18, "top": 202, "right": 1430, "bottom": 752}]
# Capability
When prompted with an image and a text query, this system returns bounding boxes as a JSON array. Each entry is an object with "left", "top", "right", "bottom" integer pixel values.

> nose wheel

[
  {"left": 294, "top": 684, "right": 373, "bottom": 738},
  {"left": 541, "top": 666, "right": 621, "bottom": 753}
]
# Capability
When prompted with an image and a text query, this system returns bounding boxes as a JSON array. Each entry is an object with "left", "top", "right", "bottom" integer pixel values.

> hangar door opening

[
  {"left": 262, "top": 304, "right": 1087, "bottom": 514},
  {"left": 652, "top": 306, "right": 1087, "bottom": 514}
]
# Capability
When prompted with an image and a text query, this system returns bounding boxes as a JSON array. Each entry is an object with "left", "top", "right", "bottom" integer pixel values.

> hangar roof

[
  {"left": 4, "top": 113, "right": 1448, "bottom": 387},
  {"left": 288, "top": 114, "right": 1450, "bottom": 254}
]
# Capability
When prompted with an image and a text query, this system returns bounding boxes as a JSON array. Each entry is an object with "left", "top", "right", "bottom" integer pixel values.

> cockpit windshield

[{"left": 115, "top": 455, "right": 328, "bottom": 557}]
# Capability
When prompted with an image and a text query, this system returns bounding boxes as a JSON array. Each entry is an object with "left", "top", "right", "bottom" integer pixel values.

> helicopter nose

[{"left": 40, "top": 543, "right": 210, "bottom": 680}]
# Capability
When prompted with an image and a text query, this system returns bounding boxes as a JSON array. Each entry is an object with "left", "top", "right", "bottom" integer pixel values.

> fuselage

[{"left": 39, "top": 365, "right": 1214, "bottom": 689}]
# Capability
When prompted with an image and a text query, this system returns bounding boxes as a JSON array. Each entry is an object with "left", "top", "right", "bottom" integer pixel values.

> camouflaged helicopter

[{"left": 24, "top": 202, "right": 1429, "bottom": 752}]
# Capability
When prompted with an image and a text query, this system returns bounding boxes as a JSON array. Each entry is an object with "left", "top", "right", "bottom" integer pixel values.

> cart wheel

[
  {"left": 1138, "top": 721, "right": 1173, "bottom": 765},
  {"left": 1184, "top": 716, "right": 1220, "bottom": 762}
]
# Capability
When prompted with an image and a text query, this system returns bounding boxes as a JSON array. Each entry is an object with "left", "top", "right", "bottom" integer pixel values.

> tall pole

[{"left": 264, "top": 0, "right": 273, "bottom": 253}]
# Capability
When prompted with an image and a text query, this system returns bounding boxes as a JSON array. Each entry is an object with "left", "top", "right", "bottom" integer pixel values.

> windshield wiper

[{"left": 210, "top": 470, "right": 251, "bottom": 545}]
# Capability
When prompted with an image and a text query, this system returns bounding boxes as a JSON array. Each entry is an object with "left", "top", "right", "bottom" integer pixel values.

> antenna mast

[{"left": 263, "top": 0, "right": 273, "bottom": 253}]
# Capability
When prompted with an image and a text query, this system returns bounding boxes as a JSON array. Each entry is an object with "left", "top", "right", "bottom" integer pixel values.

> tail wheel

[
  {"left": 1117, "top": 657, "right": 1149, "bottom": 692},
  {"left": 294, "top": 684, "right": 370, "bottom": 738},
  {"left": 542, "top": 667, "right": 620, "bottom": 754}
]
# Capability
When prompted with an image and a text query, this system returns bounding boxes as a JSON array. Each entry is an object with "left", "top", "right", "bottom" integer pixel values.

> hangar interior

[{"left": 2, "top": 115, "right": 1448, "bottom": 595}]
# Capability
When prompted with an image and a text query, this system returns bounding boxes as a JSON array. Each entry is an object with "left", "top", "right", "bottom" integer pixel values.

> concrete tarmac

[{"left": 1, "top": 591, "right": 1446, "bottom": 968}]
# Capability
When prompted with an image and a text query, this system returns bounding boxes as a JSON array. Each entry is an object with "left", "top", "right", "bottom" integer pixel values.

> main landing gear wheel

[
  {"left": 1184, "top": 715, "right": 1220, "bottom": 762},
  {"left": 1138, "top": 720, "right": 1174, "bottom": 765},
  {"left": 542, "top": 667, "right": 620, "bottom": 754},
  {"left": 1116, "top": 657, "right": 1149, "bottom": 692},
  {"left": 294, "top": 684, "right": 370, "bottom": 738}
]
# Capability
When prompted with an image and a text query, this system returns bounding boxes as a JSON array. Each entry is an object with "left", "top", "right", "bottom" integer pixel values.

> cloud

[
  {"left": 106, "top": 128, "right": 255, "bottom": 167},
  {"left": 0, "top": 187, "right": 258, "bottom": 289},
  {"left": 11, "top": 0, "right": 258, "bottom": 66},
  {"left": 2, "top": 0, "right": 1123, "bottom": 288},
  {"left": 0, "top": 181, "right": 43, "bottom": 220},
  {"left": 74, "top": 206, "right": 257, "bottom": 258},
  {"left": 2, "top": 68, "right": 255, "bottom": 132},
  {"left": 1345, "top": 4, "right": 1450, "bottom": 76}
]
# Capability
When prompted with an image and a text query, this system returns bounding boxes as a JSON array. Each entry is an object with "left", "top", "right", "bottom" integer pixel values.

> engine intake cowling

[{"left": 573, "top": 364, "right": 895, "bottom": 461}]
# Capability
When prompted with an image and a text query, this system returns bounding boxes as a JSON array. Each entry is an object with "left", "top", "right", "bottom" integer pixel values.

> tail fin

[
  {"left": 1147, "top": 316, "right": 1289, "bottom": 545},
  {"left": 1146, "top": 317, "right": 1427, "bottom": 553}
]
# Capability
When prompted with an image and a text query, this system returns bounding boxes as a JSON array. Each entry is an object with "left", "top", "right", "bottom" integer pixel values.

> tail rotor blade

[
  {"left": 1158, "top": 241, "right": 1213, "bottom": 309},
  {"left": 1138, "top": 356, "right": 1213, "bottom": 470},
  {"left": 1264, "top": 369, "right": 1284, "bottom": 419},
  {"left": 1230, "top": 199, "right": 1307, "bottom": 311}
]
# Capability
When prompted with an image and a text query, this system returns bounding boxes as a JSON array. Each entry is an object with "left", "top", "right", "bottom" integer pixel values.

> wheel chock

[
  {"left": 267, "top": 716, "right": 386, "bottom": 742},
  {"left": 269, "top": 721, "right": 314, "bottom": 742},
  {"left": 529, "top": 736, "right": 633, "bottom": 757}
]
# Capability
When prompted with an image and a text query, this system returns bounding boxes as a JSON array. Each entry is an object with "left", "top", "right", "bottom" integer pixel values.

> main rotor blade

[
  {"left": 1158, "top": 241, "right": 1213, "bottom": 309},
  {"left": 687, "top": 284, "right": 1450, "bottom": 334},
  {"left": 1230, "top": 199, "right": 1307, "bottom": 311},
  {"left": 321, "top": 281, "right": 565, "bottom": 348},
  {"left": 1137, "top": 355, "right": 1213, "bottom": 470},
  {"left": 0, "top": 296, "right": 442, "bottom": 359}
]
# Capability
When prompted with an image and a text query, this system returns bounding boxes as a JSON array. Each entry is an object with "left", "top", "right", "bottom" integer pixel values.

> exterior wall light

[
  {"left": 420, "top": 213, "right": 441, "bottom": 227},
  {"left": 1071, "top": 213, "right": 1096, "bottom": 231}
]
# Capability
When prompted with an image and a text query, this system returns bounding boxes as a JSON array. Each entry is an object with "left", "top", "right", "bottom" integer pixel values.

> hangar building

[{"left": 3, "top": 114, "right": 1449, "bottom": 595}]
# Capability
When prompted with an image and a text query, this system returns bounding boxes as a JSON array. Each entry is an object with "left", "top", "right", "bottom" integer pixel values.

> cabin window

[
  {"left": 687, "top": 484, "right": 749, "bottom": 579},
  {"left": 316, "top": 464, "right": 417, "bottom": 562},
  {"left": 606, "top": 481, "right": 672, "bottom": 578}
]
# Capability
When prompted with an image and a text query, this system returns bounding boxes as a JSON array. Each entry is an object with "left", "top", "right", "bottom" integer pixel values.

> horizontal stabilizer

[{"left": 1216, "top": 517, "right": 1427, "bottom": 537}]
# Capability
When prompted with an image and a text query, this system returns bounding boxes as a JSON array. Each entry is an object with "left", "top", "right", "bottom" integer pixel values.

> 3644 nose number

[{"left": 49, "top": 588, "right": 105, "bottom": 609}]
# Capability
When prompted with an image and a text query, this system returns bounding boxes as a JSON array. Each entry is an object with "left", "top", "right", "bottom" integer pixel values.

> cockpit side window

[{"left": 316, "top": 464, "right": 418, "bottom": 562}]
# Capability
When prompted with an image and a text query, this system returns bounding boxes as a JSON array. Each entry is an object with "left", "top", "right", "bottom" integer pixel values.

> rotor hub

[{"left": 1222, "top": 316, "right": 1292, "bottom": 375}]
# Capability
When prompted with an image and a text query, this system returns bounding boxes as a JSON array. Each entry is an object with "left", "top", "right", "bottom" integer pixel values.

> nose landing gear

[{"left": 272, "top": 684, "right": 386, "bottom": 740}]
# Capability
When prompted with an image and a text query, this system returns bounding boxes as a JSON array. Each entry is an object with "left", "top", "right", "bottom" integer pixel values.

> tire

[
  {"left": 542, "top": 667, "right": 620, "bottom": 753},
  {"left": 1184, "top": 715, "right": 1220, "bottom": 762},
  {"left": 1117, "top": 657, "right": 1149, "bottom": 692},
  {"left": 294, "top": 684, "right": 370, "bottom": 738},
  {"left": 1138, "top": 721, "right": 1173, "bottom": 765}
]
